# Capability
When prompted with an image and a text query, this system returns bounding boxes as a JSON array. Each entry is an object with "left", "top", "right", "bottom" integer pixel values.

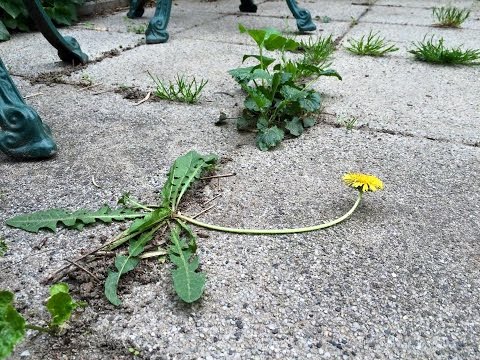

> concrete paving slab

[
  {"left": 74, "top": 6, "right": 225, "bottom": 34},
  {"left": 66, "top": 38, "right": 258, "bottom": 103},
  {"left": 1, "top": 2, "right": 479, "bottom": 359},
  {"left": 363, "top": 4, "right": 480, "bottom": 30},
  {"left": 1, "top": 29, "right": 142, "bottom": 76},
  {"left": 376, "top": 0, "right": 475, "bottom": 8},
  {"left": 341, "top": 22, "right": 480, "bottom": 57},
  {"left": 258, "top": 0, "right": 369, "bottom": 22},
  {"left": 7, "top": 77, "right": 241, "bottom": 167},
  {"left": 2, "top": 112, "right": 479, "bottom": 358},
  {"left": 179, "top": 14, "right": 350, "bottom": 44},
  {"left": 314, "top": 51, "right": 480, "bottom": 146}
]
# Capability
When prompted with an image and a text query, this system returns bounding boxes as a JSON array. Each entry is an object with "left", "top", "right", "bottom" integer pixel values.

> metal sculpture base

[
  {"left": 0, "top": 59, "right": 57, "bottom": 159},
  {"left": 146, "top": 0, "right": 171, "bottom": 44},
  {"left": 0, "top": 0, "right": 89, "bottom": 159},
  {"left": 24, "top": 0, "right": 88, "bottom": 64},
  {"left": 127, "top": 0, "right": 315, "bottom": 43},
  {"left": 285, "top": 0, "right": 316, "bottom": 32}
]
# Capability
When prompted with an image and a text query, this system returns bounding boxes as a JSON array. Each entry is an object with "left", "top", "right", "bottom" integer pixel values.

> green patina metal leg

[
  {"left": 145, "top": 0, "right": 172, "bottom": 44},
  {"left": 0, "top": 58, "right": 57, "bottom": 159},
  {"left": 127, "top": 0, "right": 147, "bottom": 18},
  {"left": 285, "top": 0, "right": 316, "bottom": 32},
  {"left": 239, "top": 0, "right": 257, "bottom": 13},
  {"left": 23, "top": 0, "right": 88, "bottom": 64}
]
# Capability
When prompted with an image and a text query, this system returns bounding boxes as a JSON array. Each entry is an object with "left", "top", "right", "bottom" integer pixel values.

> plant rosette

[{"left": 6, "top": 151, "right": 383, "bottom": 307}]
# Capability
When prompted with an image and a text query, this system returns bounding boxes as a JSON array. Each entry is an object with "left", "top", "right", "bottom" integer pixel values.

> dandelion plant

[{"left": 6, "top": 151, "right": 383, "bottom": 306}]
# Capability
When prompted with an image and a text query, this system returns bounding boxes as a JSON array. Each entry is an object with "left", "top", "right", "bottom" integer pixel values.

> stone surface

[
  {"left": 1, "top": 0, "right": 479, "bottom": 359},
  {"left": 75, "top": 6, "right": 225, "bottom": 35},
  {"left": 65, "top": 38, "right": 258, "bottom": 102},
  {"left": 179, "top": 13, "right": 351, "bottom": 44},
  {"left": 363, "top": 2, "right": 480, "bottom": 30},
  {"left": 259, "top": 0, "right": 369, "bottom": 22},
  {"left": 1, "top": 30, "right": 142, "bottom": 76},
  {"left": 317, "top": 51, "right": 480, "bottom": 146}
]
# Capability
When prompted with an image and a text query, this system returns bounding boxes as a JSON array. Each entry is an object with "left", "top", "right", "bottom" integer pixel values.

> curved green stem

[{"left": 174, "top": 191, "right": 363, "bottom": 235}]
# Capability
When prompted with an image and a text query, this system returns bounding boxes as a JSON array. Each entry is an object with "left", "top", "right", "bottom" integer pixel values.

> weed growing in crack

[
  {"left": 432, "top": 6, "right": 470, "bottom": 27},
  {"left": 229, "top": 24, "right": 341, "bottom": 151},
  {"left": 127, "top": 22, "right": 148, "bottom": 34},
  {"left": 409, "top": 36, "right": 480, "bottom": 65},
  {"left": 339, "top": 116, "right": 358, "bottom": 131},
  {"left": 6, "top": 151, "right": 384, "bottom": 308},
  {"left": 123, "top": 16, "right": 148, "bottom": 34},
  {"left": 148, "top": 71, "right": 208, "bottom": 104},
  {"left": 345, "top": 31, "right": 398, "bottom": 56},
  {"left": 80, "top": 73, "right": 93, "bottom": 86},
  {"left": 0, "top": 236, "right": 6, "bottom": 256},
  {"left": 0, "top": 284, "right": 85, "bottom": 359},
  {"left": 298, "top": 35, "right": 336, "bottom": 69}
]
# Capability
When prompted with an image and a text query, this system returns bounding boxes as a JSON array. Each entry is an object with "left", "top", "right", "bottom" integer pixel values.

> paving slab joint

[{"left": 321, "top": 113, "right": 479, "bottom": 148}]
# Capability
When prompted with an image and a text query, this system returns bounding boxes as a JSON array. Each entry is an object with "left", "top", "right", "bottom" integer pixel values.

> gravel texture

[{"left": 1, "top": 0, "right": 479, "bottom": 359}]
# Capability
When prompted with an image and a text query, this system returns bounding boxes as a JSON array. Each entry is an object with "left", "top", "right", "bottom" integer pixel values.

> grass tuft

[
  {"left": 409, "top": 36, "right": 480, "bottom": 65},
  {"left": 148, "top": 71, "right": 208, "bottom": 104},
  {"left": 432, "top": 6, "right": 470, "bottom": 28},
  {"left": 345, "top": 31, "right": 398, "bottom": 56},
  {"left": 299, "top": 35, "right": 336, "bottom": 68}
]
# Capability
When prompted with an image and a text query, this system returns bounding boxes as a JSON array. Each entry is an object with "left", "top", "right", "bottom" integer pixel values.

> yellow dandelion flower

[{"left": 343, "top": 173, "right": 384, "bottom": 192}]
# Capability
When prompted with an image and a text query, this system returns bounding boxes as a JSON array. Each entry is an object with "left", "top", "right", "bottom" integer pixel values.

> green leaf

[
  {"left": 0, "top": 0, "right": 23, "bottom": 18},
  {"left": 318, "top": 69, "right": 342, "bottom": 80},
  {"left": 46, "top": 283, "right": 80, "bottom": 326},
  {"left": 49, "top": 283, "right": 69, "bottom": 296},
  {"left": 105, "top": 256, "right": 140, "bottom": 306},
  {"left": 242, "top": 54, "right": 276, "bottom": 68},
  {"left": 256, "top": 116, "right": 269, "bottom": 131},
  {"left": 6, "top": 206, "right": 146, "bottom": 233},
  {"left": 0, "top": 21, "right": 10, "bottom": 41},
  {"left": 279, "top": 86, "right": 321, "bottom": 113},
  {"left": 244, "top": 87, "right": 272, "bottom": 112},
  {"left": 280, "top": 84, "right": 305, "bottom": 102},
  {"left": 127, "top": 207, "right": 171, "bottom": 235},
  {"left": 285, "top": 117, "right": 304, "bottom": 136},
  {"left": 299, "top": 91, "right": 321, "bottom": 112},
  {"left": 0, "top": 291, "right": 25, "bottom": 360},
  {"left": 303, "top": 117, "right": 316, "bottom": 128},
  {"left": 238, "top": 24, "right": 281, "bottom": 48},
  {"left": 250, "top": 69, "right": 272, "bottom": 82},
  {"left": 104, "top": 230, "right": 155, "bottom": 306},
  {"left": 256, "top": 126, "right": 284, "bottom": 151},
  {"left": 228, "top": 66, "right": 256, "bottom": 84},
  {"left": 264, "top": 34, "right": 299, "bottom": 52},
  {"left": 168, "top": 224, "right": 205, "bottom": 303},
  {"left": 161, "top": 151, "right": 218, "bottom": 211}
]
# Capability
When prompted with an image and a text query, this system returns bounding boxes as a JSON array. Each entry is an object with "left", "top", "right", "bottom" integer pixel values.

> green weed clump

[
  {"left": 345, "top": 31, "right": 398, "bottom": 56},
  {"left": 432, "top": 6, "right": 470, "bottom": 27},
  {"left": 229, "top": 25, "right": 341, "bottom": 151},
  {"left": 409, "top": 37, "right": 480, "bottom": 65},
  {"left": 0, "top": 284, "right": 84, "bottom": 359},
  {"left": 299, "top": 35, "right": 336, "bottom": 69},
  {"left": 148, "top": 72, "right": 208, "bottom": 104}
]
